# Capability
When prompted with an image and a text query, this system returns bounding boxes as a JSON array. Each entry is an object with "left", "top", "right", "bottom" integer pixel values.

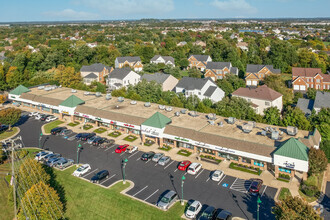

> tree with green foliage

[
  {"left": 309, "top": 108, "right": 330, "bottom": 140},
  {"left": 264, "top": 107, "right": 281, "bottom": 125},
  {"left": 308, "top": 147, "right": 328, "bottom": 175},
  {"left": 272, "top": 196, "right": 321, "bottom": 220},
  {"left": 282, "top": 106, "right": 311, "bottom": 130},
  {"left": 170, "top": 96, "right": 184, "bottom": 108},
  {"left": 264, "top": 75, "right": 293, "bottom": 105},
  {"left": 293, "top": 92, "right": 303, "bottom": 104},
  {"left": 320, "top": 140, "right": 330, "bottom": 162},
  {"left": 306, "top": 88, "right": 317, "bottom": 100},
  {"left": 111, "top": 87, "right": 126, "bottom": 97},
  {"left": 0, "top": 108, "right": 21, "bottom": 130}
]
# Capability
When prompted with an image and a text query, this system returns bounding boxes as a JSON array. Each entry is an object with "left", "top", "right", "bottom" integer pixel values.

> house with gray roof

[
  {"left": 204, "top": 62, "right": 239, "bottom": 81},
  {"left": 150, "top": 55, "right": 175, "bottom": 67},
  {"left": 297, "top": 91, "right": 330, "bottom": 116},
  {"left": 245, "top": 64, "right": 281, "bottom": 87},
  {"left": 188, "top": 55, "right": 212, "bottom": 71},
  {"left": 115, "top": 56, "right": 143, "bottom": 72},
  {"left": 106, "top": 68, "right": 141, "bottom": 91},
  {"left": 174, "top": 77, "right": 224, "bottom": 103},
  {"left": 141, "top": 72, "right": 178, "bottom": 91},
  {"left": 80, "top": 63, "right": 113, "bottom": 85}
]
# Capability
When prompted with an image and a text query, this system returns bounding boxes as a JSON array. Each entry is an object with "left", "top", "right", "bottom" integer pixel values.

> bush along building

[{"left": 9, "top": 85, "right": 322, "bottom": 181}]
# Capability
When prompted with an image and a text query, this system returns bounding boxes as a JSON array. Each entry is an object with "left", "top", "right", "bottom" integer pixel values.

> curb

[{"left": 0, "top": 127, "right": 21, "bottom": 141}]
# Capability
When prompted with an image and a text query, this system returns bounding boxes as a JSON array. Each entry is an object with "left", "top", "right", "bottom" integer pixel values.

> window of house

[
  {"left": 306, "top": 78, "right": 309, "bottom": 82},
  {"left": 265, "top": 101, "right": 270, "bottom": 106},
  {"left": 311, "top": 84, "right": 314, "bottom": 88}
]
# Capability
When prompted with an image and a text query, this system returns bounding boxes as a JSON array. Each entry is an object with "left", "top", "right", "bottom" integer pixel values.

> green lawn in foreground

[
  {"left": 278, "top": 187, "right": 291, "bottom": 201},
  {"left": 0, "top": 127, "right": 19, "bottom": 141},
  {"left": 55, "top": 167, "right": 186, "bottom": 220},
  {"left": 0, "top": 164, "right": 13, "bottom": 220},
  {"left": 44, "top": 120, "right": 64, "bottom": 133}
]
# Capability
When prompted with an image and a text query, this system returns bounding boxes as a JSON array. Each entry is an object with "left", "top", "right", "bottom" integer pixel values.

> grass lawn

[
  {"left": 55, "top": 167, "right": 186, "bottom": 219},
  {"left": 44, "top": 120, "right": 64, "bottom": 134},
  {"left": 177, "top": 149, "right": 192, "bottom": 157},
  {"left": 158, "top": 145, "right": 172, "bottom": 152},
  {"left": 108, "top": 131, "right": 122, "bottom": 138},
  {"left": 68, "top": 121, "right": 80, "bottom": 127},
  {"left": 123, "top": 135, "right": 138, "bottom": 142},
  {"left": 278, "top": 188, "right": 291, "bottom": 201},
  {"left": 94, "top": 127, "right": 107, "bottom": 134},
  {"left": 83, "top": 124, "right": 93, "bottom": 130},
  {"left": 0, "top": 127, "right": 19, "bottom": 141},
  {"left": 299, "top": 173, "right": 323, "bottom": 203}
]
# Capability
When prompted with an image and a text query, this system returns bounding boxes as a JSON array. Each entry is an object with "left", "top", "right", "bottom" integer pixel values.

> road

[{"left": 16, "top": 115, "right": 277, "bottom": 220}]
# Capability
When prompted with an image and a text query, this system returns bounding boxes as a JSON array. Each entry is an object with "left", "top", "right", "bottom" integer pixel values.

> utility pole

[
  {"left": 257, "top": 195, "right": 262, "bottom": 220},
  {"left": 9, "top": 136, "right": 22, "bottom": 220},
  {"left": 77, "top": 144, "right": 82, "bottom": 165},
  {"left": 181, "top": 174, "right": 186, "bottom": 205},
  {"left": 122, "top": 157, "right": 128, "bottom": 184}
]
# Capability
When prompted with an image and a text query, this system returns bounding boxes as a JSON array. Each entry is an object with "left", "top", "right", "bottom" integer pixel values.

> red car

[
  {"left": 178, "top": 160, "right": 192, "bottom": 171},
  {"left": 249, "top": 178, "right": 263, "bottom": 195},
  {"left": 115, "top": 144, "right": 129, "bottom": 153}
]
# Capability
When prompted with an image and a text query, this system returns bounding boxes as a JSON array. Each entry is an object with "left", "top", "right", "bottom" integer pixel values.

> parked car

[
  {"left": 60, "top": 129, "right": 73, "bottom": 138},
  {"left": 178, "top": 160, "right": 192, "bottom": 171},
  {"left": 187, "top": 163, "right": 202, "bottom": 175},
  {"left": 198, "top": 206, "right": 217, "bottom": 220},
  {"left": 35, "top": 151, "right": 53, "bottom": 161},
  {"left": 92, "top": 137, "right": 108, "bottom": 146},
  {"left": 35, "top": 114, "right": 44, "bottom": 120},
  {"left": 126, "top": 145, "right": 138, "bottom": 154},
  {"left": 249, "top": 179, "right": 263, "bottom": 196},
  {"left": 211, "top": 170, "right": 224, "bottom": 182},
  {"left": 46, "top": 115, "right": 58, "bottom": 122},
  {"left": 80, "top": 133, "right": 96, "bottom": 141},
  {"left": 101, "top": 139, "right": 115, "bottom": 148},
  {"left": 40, "top": 114, "right": 51, "bottom": 121},
  {"left": 47, "top": 157, "right": 64, "bottom": 167},
  {"left": 51, "top": 127, "right": 67, "bottom": 135},
  {"left": 152, "top": 153, "right": 164, "bottom": 162},
  {"left": 115, "top": 144, "right": 129, "bottom": 153},
  {"left": 87, "top": 135, "right": 100, "bottom": 144},
  {"left": 157, "top": 190, "right": 178, "bottom": 210},
  {"left": 141, "top": 152, "right": 155, "bottom": 161},
  {"left": 56, "top": 159, "right": 74, "bottom": 169},
  {"left": 75, "top": 133, "right": 86, "bottom": 140},
  {"left": 91, "top": 170, "right": 109, "bottom": 183},
  {"left": 42, "top": 153, "right": 61, "bottom": 162},
  {"left": 73, "top": 164, "right": 91, "bottom": 177},
  {"left": 158, "top": 156, "right": 171, "bottom": 166},
  {"left": 214, "top": 210, "right": 232, "bottom": 220},
  {"left": 185, "top": 200, "right": 202, "bottom": 219},
  {"left": 28, "top": 111, "right": 39, "bottom": 116}
]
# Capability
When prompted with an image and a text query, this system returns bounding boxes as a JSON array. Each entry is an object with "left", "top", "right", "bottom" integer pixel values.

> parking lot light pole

[
  {"left": 77, "top": 143, "right": 82, "bottom": 165},
  {"left": 122, "top": 157, "right": 128, "bottom": 184},
  {"left": 181, "top": 175, "right": 186, "bottom": 205},
  {"left": 257, "top": 195, "right": 262, "bottom": 220},
  {"left": 39, "top": 132, "right": 43, "bottom": 148}
]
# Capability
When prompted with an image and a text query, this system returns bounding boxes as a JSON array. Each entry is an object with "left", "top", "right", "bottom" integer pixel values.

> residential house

[
  {"left": 174, "top": 77, "right": 225, "bottom": 103},
  {"left": 245, "top": 64, "right": 281, "bottom": 86},
  {"left": 188, "top": 55, "right": 212, "bottom": 71},
  {"left": 236, "top": 42, "right": 249, "bottom": 51},
  {"left": 86, "top": 42, "right": 98, "bottom": 48},
  {"left": 297, "top": 91, "right": 330, "bottom": 116},
  {"left": 141, "top": 72, "right": 178, "bottom": 91},
  {"left": 177, "top": 41, "right": 187, "bottom": 47},
  {"left": 4, "top": 46, "right": 13, "bottom": 51},
  {"left": 106, "top": 68, "right": 141, "bottom": 91},
  {"left": 204, "top": 62, "right": 239, "bottom": 81},
  {"left": 232, "top": 85, "right": 283, "bottom": 115},
  {"left": 150, "top": 55, "right": 175, "bottom": 67},
  {"left": 80, "top": 63, "right": 113, "bottom": 85},
  {"left": 115, "top": 56, "right": 143, "bottom": 72},
  {"left": 292, "top": 67, "right": 330, "bottom": 92},
  {"left": 193, "top": 41, "right": 206, "bottom": 47}
]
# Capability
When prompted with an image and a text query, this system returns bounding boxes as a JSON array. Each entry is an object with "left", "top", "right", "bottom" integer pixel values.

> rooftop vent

[
  {"left": 159, "top": 105, "right": 165, "bottom": 110},
  {"left": 84, "top": 91, "right": 90, "bottom": 96},
  {"left": 117, "top": 97, "right": 124, "bottom": 102},
  {"left": 247, "top": 121, "right": 256, "bottom": 128},
  {"left": 208, "top": 120, "right": 215, "bottom": 125},
  {"left": 144, "top": 102, "right": 151, "bottom": 107},
  {"left": 189, "top": 111, "right": 198, "bottom": 117},
  {"left": 174, "top": 111, "right": 180, "bottom": 117},
  {"left": 287, "top": 126, "right": 298, "bottom": 136},
  {"left": 217, "top": 121, "right": 223, "bottom": 127},
  {"left": 271, "top": 131, "right": 280, "bottom": 140},
  {"left": 227, "top": 117, "right": 236, "bottom": 124},
  {"left": 180, "top": 109, "right": 187, "bottom": 114},
  {"left": 208, "top": 113, "right": 217, "bottom": 120},
  {"left": 165, "top": 106, "right": 173, "bottom": 112},
  {"left": 242, "top": 123, "right": 253, "bottom": 133},
  {"left": 71, "top": 89, "right": 77, "bottom": 93},
  {"left": 130, "top": 100, "right": 137, "bottom": 105},
  {"left": 95, "top": 92, "right": 101, "bottom": 97},
  {"left": 38, "top": 86, "right": 45, "bottom": 90},
  {"left": 105, "top": 94, "right": 112, "bottom": 100},
  {"left": 44, "top": 87, "right": 52, "bottom": 91}
]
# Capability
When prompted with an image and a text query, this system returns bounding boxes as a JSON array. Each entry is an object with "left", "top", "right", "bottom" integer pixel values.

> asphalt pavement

[{"left": 16, "top": 116, "right": 277, "bottom": 220}]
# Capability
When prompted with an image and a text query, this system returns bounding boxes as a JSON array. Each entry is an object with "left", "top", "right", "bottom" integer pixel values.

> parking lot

[{"left": 16, "top": 115, "right": 277, "bottom": 219}]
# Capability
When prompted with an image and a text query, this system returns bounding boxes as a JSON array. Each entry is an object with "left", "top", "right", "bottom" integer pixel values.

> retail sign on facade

[
  {"left": 74, "top": 112, "right": 80, "bottom": 116},
  {"left": 124, "top": 124, "right": 134, "bottom": 128},
  {"left": 95, "top": 117, "right": 102, "bottom": 121},
  {"left": 61, "top": 111, "right": 69, "bottom": 114},
  {"left": 283, "top": 161, "right": 295, "bottom": 169}
]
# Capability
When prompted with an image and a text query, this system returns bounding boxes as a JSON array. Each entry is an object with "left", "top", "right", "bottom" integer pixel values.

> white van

[{"left": 187, "top": 163, "right": 202, "bottom": 175}]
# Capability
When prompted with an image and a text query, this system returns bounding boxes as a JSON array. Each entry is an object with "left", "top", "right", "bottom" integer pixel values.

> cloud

[
  {"left": 43, "top": 9, "right": 99, "bottom": 20},
  {"left": 73, "top": 0, "right": 174, "bottom": 17},
  {"left": 211, "top": 0, "right": 257, "bottom": 15}
]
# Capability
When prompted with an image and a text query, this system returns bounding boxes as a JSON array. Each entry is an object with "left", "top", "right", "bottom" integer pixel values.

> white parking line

[
  {"left": 146, "top": 159, "right": 151, "bottom": 164},
  {"left": 218, "top": 175, "right": 226, "bottom": 185},
  {"left": 136, "top": 157, "right": 141, "bottom": 161},
  {"left": 195, "top": 169, "right": 205, "bottom": 179},
  {"left": 112, "top": 151, "right": 116, "bottom": 154},
  {"left": 261, "top": 186, "right": 267, "bottom": 197},
  {"left": 206, "top": 177, "right": 210, "bottom": 182},
  {"left": 82, "top": 168, "right": 98, "bottom": 178},
  {"left": 144, "top": 189, "right": 159, "bottom": 201},
  {"left": 133, "top": 186, "right": 148, "bottom": 197},
  {"left": 154, "top": 163, "right": 158, "bottom": 167},
  {"left": 164, "top": 160, "right": 175, "bottom": 170},
  {"left": 230, "top": 177, "right": 238, "bottom": 188},
  {"left": 174, "top": 168, "right": 178, "bottom": 172},
  {"left": 100, "top": 177, "right": 111, "bottom": 185},
  {"left": 128, "top": 151, "right": 139, "bottom": 158}
]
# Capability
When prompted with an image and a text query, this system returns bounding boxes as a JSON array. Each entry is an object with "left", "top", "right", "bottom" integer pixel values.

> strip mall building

[{"left": 9, "top": 85, "right": 322, "bottom": 180}]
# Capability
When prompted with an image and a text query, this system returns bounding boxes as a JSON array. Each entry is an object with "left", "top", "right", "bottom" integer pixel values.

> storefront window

[
  {"left": 218, "top": 152, "right": 228, "bottom": 158},
  {"left": 279, "top": 167, "right": 291, "bottom": 174},
  {"left": 202, "top": 148, "right": 214, "bottom": 155},
  {"left": 23, "top": 103, "right": 30, "bottom": 107},
  {"left": 100, "top": 122, "right": 110, "bottom": 127},
  {"left": 177, "top": 142, "right": 194, "bottom": 150},
  {"left": 52, "top": 109, "right": 59, "bottom": 114},
  {"left": 42, "top": 107, "right": 51, "bottom": 112},
  {"left": 241, "top": 157, "right": 251, "bottom": 164},
  {"left": 132, "top": 129, "right": 140, "bottom": 135},
  {"left": 85, "top": 118, "right": 96, "bottom": 124},
  {"left": 164, "top": 139, "right": 174, "bottom": 145},
  {"left": 254, "top": 160, "right": 264, "bottom": 167}
]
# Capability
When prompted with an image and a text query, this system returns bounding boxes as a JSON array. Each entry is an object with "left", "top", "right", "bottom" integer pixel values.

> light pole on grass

[
  {"left": 257, "top": 195, "right": 262, "bottom": 220},
  {"left": 39, "top": 132, "right": 43, "bottom": 148},
  {"left": 122, "top": 157, "right": 128, "bottom": 184},
  {"left": 181, "top": 174, "right": 186, "bottom": 205}
]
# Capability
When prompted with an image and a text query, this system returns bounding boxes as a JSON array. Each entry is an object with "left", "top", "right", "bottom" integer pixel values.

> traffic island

[
  {"left": 108, "top": 131, "right": 122, "bottom": 138},
  {"left": 123, "top": 135, "right": 138, "bottom": 142},
  {"left": 82, "top": 124, "right": 93, "bottom": 130},
  {"left": 0, "top": 127, "right": 20, "bottom": 141},
  {"left": 177, "top": 149, "right": 192, "bottom": 157},
  {"left": 94, "top": 127, "right": 107, "bottom": 134},
  {"left": 144, "top": 139, "right": 155, "bottom": 146},
  {"left": 158, "top": 145, "right": 172, "bottom": 152}
]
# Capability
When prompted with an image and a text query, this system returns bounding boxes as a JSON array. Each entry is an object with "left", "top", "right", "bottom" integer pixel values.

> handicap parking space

[{"left": 229, "top": 178, "right": 252, "bottom": 193}]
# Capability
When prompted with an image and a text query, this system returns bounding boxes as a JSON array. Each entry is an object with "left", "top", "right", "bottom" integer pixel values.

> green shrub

[
  {"left": 94, "top": 127, "right": 107, "bottom": 134},
  {"left": 83, "top": 124, "right": 93, "bottom": 130},
  {"left": 229, "top": 162, "right": 261, "bottom": 175},
  {"left": 158, "top": 145, "right": 172, "bottom": 151},
  {"left": 301, "top": 184, "right": 320, "bottom": 197},
  {"left": 108, "top": 131, "right": 122, "bottom": 138},
  {"left": 124, "top": 135, "right": 138, "bottom": 142},
  {"left": 177, "top": 149, "right": 192, "bottom": 157},
  {"left": 68, "top": 121, "right": 80, "bottom": 127}
]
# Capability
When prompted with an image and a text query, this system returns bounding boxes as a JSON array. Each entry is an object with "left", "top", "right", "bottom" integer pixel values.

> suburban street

[{"left": 15, "top": 114, "right": 278, "bottom": 220}]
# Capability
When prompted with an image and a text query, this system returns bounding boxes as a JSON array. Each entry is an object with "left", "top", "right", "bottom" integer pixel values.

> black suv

[
  {"left": 51, "top": 127, "right": 67, "bottom": 135},
  {"left": 80, "top": 133, "right": 96, "bottom": 141},
  {"left": 91, "top": 170, "right": 109, "bottom": 183},
  {"left": 141, "top": 152, "right": 155, "bottom": 161},
  {"left": 92, "top": 137, "right": 108, "bottom": 146},
  {"left": 75, "top": 133, "right": 86, "bottom": 139}
]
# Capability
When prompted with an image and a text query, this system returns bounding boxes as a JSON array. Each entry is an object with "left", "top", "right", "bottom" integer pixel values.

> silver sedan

[{"left": 158, "top": 156, "right": 171, "bottom": 166}]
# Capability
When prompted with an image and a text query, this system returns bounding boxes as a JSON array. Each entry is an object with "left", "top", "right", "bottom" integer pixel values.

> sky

[{"left": 0, "top": 0, "right": 329, "bottom": 22}]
